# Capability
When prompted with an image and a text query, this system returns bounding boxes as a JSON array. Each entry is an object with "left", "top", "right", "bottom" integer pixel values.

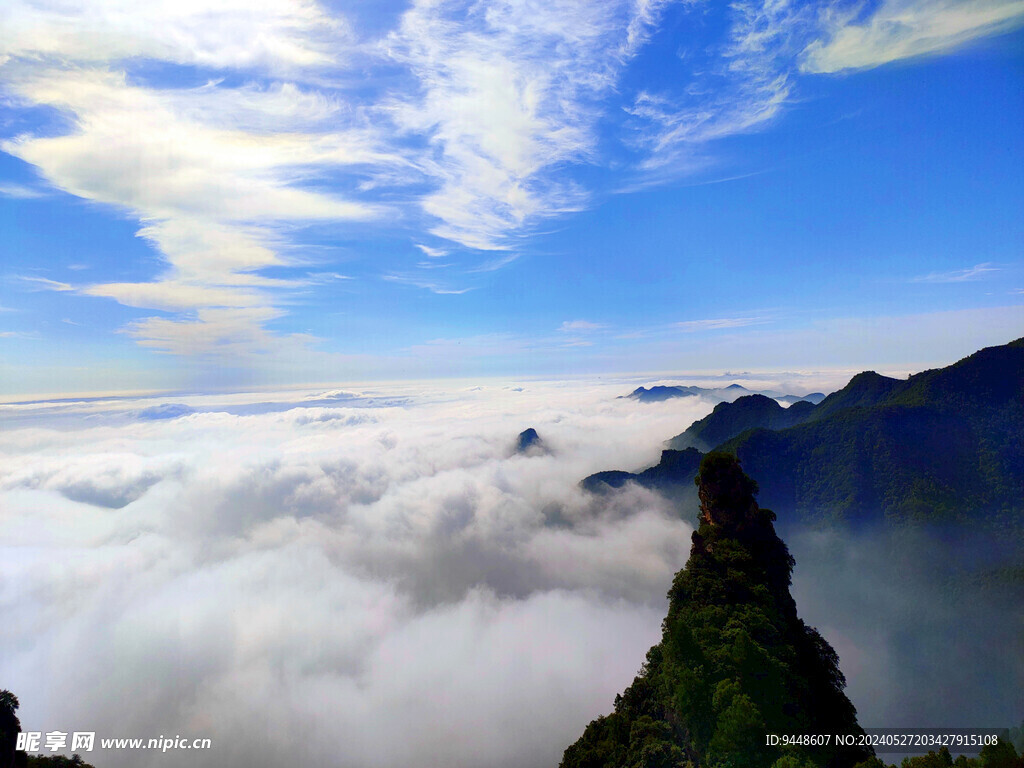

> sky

[{"left": 1, "top": 0, "right": 1024, "bottom": 395}]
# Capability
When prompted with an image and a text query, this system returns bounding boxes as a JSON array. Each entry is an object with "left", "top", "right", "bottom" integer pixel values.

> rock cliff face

[{"left": 561, "top": 453, "right": 872, "bottom": 768}]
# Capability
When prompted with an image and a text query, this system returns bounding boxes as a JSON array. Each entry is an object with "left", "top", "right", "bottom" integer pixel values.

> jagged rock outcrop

[
  {"left": 515, "top": 427, "right": 549, "bottom": 456},
  {"left": 561, "top": 453, "right": 872, "bottom": 768}
]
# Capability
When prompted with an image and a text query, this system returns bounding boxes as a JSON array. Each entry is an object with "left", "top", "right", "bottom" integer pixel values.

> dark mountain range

[
  {"left": 624, "top": 385, "right": 705, "bottom": 402},
  {"left": 666, "top": 371, "right": 908, "bottom": 452},
  {"left": 776, "top": 393, "right": 826, "bottom": 405},
  {"left": 669, "top": 395, "right": 810, "bottom": 452},
  {"left": 623, "top": 384, "right": 824, "bottom": 405},
  {"left": 581, "top": 448, "right": 704, "bottom": 494},
  {"left": 728, "top": 340, "right": 1024, "bottom": 524},
  {"left": 562, "top": 453, "right": 872, "bottom": 768},
  {"left": 588, "top": 339, "right": 1024, "bottom": 525},
  {"left": 803, "top": 371, "right": 903, "bottom": 422}
]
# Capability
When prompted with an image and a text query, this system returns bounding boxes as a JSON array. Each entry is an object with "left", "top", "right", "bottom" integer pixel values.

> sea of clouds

[
  {"left": 0, "top": 378, "right": 709, "bottom": 767},
  {"left": 1, "top": 377, "right": 1020, "bottom": 767}
]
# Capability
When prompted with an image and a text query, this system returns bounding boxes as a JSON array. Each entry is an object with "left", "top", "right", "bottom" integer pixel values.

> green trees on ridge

[{"left": 562, "top": 453, "right": 873, "bottom": 768}]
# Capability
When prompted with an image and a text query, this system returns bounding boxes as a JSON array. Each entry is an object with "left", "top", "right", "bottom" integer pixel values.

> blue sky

[{"left": 1, "top": 0, "right": 1022, "bottom": 395}]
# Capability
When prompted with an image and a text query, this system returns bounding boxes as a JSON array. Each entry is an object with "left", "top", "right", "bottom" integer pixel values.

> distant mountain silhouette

[
  {"left": 622, "top": 385, "right": 704, "bottom": 402},
  {"left": 137, "top": 403, "right": 196, "bottom": 420},
  {"left": 582, "top": 448, "right": 703, "bottom": 494},
  {"left": 515, "top": 427, "right": 549, "bottom": 456},
  {"left": 588, "top": 338, "right": 1024, "bottom": 525},
  {"left": 624, "top": 383, "right": 824, "bottom": 406},
  {"left": 563, "top": 454, "right": 872, "bottom": 768}
]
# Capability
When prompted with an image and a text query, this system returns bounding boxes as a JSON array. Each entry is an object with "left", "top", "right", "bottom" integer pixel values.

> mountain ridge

[
  {"left": 585, "top": 338, "right": 1024, "bottom": 526},
  {"left": 623, "top": 385, "right": 825, "bottom": 406}
]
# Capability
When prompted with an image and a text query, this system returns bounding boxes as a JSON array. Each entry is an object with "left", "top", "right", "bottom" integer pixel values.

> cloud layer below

[
  {"left": 2, "top": 377, "right": 1021, "bottom": 765},
  {"left": 1, "top": 379, "right": 709, "bottom": 767}
]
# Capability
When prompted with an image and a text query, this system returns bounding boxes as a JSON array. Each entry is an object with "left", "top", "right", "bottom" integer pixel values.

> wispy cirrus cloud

[
  {"left": 559, "top": 320, "right": 607, "bottom": 332},
  {"left": 1, "top": 64, "right": 391, "bottom": 356},
  {"left": 0, "top": 0, "right": 393, "bottom": 358},
  {"left": 0, "top": 182, "right": 46, "bottom": 199},
  {"left": 911, "top": 262, "right": 1000, "bottom": 283},
  {"left": 8, "top": 0, "right": 663, "bottom": 352},
  {"left": 384, "top": 0, "right": 670, "bottom": 250},
  {"left": 802, "top": 0, "right": 1024, "bottom": 74},
  {"left": 16, "top": 276, "right": 74, "bottom": 292},
  {"left": 625, "top": 0, "right": 815, "bottom": 174},
  {"left": 675, "top": 315, "right": 772, "bottom": 332},
  {"left": 383, "top": 274, "right": 475, "bottom": 295},
  {"left": 83, "top": 281, "right": 265, "bottom": 312},
  {"left": 626, "top": 0, "right": 1024, "bottom": 175},
  {"left": 122, "top": 307, "right": 318, "bottom": 358},
  {"left": 415, "top": 244, "right": 449, "bottom": 259}
]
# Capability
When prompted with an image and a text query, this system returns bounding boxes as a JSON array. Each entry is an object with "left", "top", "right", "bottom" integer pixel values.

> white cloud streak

[
  {"left": 123, "top": 308, "right": 320, "bottom": 358},
  {"left": 802, "top": 0, "right": 1024, "bottom": 73},
  {"left": 415, "top": 244, "right": 449, "bottom": 259},
  {"left": 559, "top": 320, "right": 607, "bottom": 332},
  {"left": 911, "top": 262, "right": 1000, "bottom": 283},
  {"left": 383, "top": 273, "right": 475, "bottom": 295},
  {"left": 0, "top": 182, "right": 45, "bottom": 198},
  {"left": 16, "top": 276, "right": 74, "bottom": 291},
  {"left": 0, "top": 0, "right": 348, "bottom": 73},
  {"left": 676, "top": 315, "right": 771, "bottom": 332}
]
